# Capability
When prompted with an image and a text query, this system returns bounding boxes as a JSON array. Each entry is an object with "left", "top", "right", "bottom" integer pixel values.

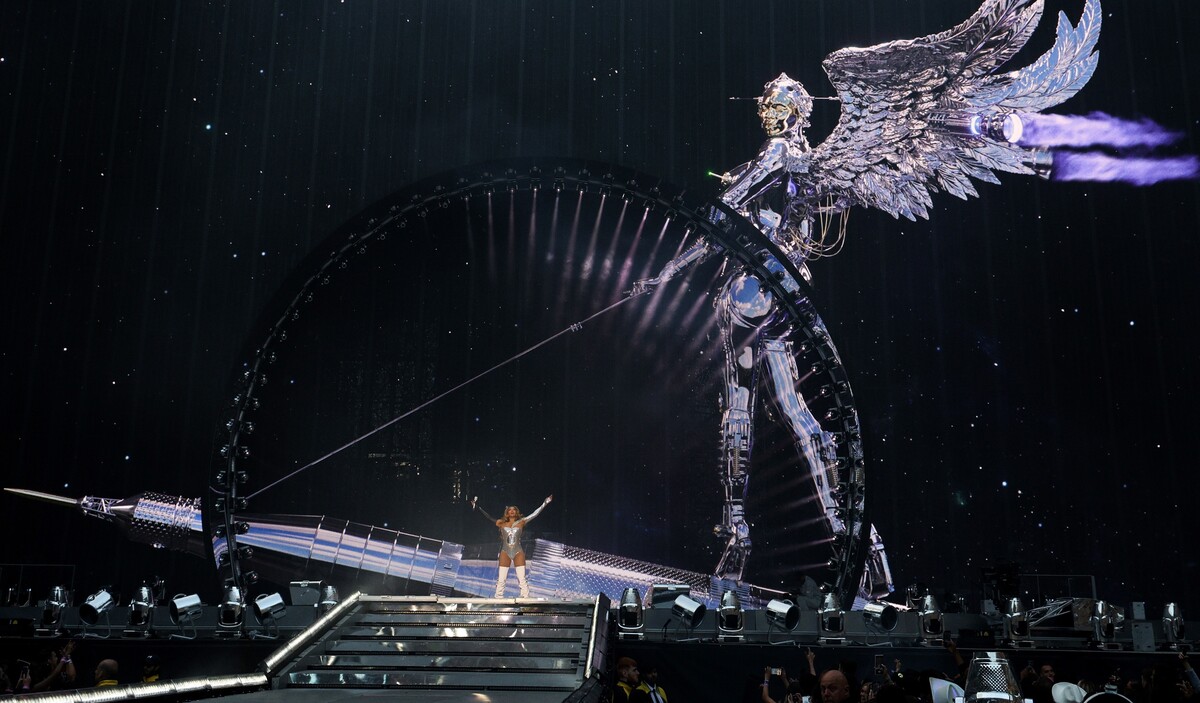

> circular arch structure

[{"left": 212, "top": 158, "right": 874, "bottom": 606}]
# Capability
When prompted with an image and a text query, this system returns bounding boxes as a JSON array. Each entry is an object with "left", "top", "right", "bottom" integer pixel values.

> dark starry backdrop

[{"left": 1, "top": 0, "right": 1197, "bottom": 608}]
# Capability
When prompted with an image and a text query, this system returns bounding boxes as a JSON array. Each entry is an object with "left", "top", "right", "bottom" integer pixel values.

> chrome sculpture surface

[{"left": 635, "top": 0, "right": 1101, "bottom": 597}]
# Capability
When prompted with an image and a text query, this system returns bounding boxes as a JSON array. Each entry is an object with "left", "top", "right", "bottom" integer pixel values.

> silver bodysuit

[{"left": 479, "top": 502, "right": 548, "bottom": 558}]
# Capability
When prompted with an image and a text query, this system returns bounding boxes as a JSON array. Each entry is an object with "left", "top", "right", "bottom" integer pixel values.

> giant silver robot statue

[{"left": 635, "top": 0, "right": 1100, "bottom": 598}]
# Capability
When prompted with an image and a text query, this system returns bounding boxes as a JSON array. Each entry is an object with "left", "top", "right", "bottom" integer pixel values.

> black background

[{"left": 1, "top": 0, "right": 1197, "bottom": 609}]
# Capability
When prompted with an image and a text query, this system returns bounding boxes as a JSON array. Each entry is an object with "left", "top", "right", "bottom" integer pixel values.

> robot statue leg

[
  {"left": 761, "top": 338, "right": 844, "bottom": 533},
  {"left": 761, "top": 337, "right": 894, "bottom": 601},
  {"left": 712, "top": 293, "right": 760, "bottom": 581}
]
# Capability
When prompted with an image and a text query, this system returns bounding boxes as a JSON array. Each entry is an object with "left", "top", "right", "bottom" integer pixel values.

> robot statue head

[{"left": 758, "top": 73, "right": 813, "bottom": 137}]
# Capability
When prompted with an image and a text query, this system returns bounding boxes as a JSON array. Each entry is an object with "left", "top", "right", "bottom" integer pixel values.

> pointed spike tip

[{"left": 4, "top": 487, "right": 79, "bottom": 508}]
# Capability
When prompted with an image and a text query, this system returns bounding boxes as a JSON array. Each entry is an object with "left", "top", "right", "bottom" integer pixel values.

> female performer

[{"left": 471, "top": 495, "right": 553, "bottom": 597}]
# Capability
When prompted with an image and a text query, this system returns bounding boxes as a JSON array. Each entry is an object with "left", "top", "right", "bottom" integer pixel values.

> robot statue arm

[
  {"left": 630, "top": 240, "right": 715, "bottom": 295},
  {"left": 720, "top": 138, "right": 790, "bottom": 212},
  {"left": 718, "top": 160, "right": 753, "bottom": 186}
]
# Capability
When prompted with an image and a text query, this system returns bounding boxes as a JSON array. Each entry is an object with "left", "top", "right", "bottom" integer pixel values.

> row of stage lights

[
  {"left": 1002, "top": 597, "right": 1187, "bottom": 647},
  {"left": 616, "top": 586, "right": 1188, "bottom": 648},
  {"left": 614, "top": 587, "right": 942, "bottom": 644},
  {"left": 36, "top": 582, "right": 341, "bottom": 639}
]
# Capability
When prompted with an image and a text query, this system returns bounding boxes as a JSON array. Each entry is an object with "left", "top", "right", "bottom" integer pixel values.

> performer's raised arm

[
  {"left": 471, "top": 496, "right": 500, "bottom": 525},
  {"left": 519, "top": 495, "right": 553, "bottom": 526}
]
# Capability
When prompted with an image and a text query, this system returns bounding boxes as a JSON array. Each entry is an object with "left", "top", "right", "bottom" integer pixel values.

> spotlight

[
  {"left": 126, "top": 585, "right": 154, "bottom": 637},
  {"left": 617, "top": 587, "right": 644, "bottom": 640},
  {"left": 39, "top": 586, "right": 67, "bottom": 633},
  {"left": 963, "top": 652, "right": 1021, "bottom": 703},
  {"left": 252, "top": 592, "right": 287, "bottom": 639},
  {"left": 1091, "top": 600, "right": 1123, "bottom": 647},
  {"left": 253, "top": 592, "right": 286, "bottom": 621},
  {"left": 819, "top": 593, "right": 845, "bottom": 642},
  {"left": 318, "top": 584, "right": 340, "bottom": 614},
  {"left": 1004, "top": 597, "right": 1030, "bottom": 643},
  {"left": 863, "top": 601, "right": 899, "bottom": 632},
  {"left": 905, "top": 583, "right": 927, "bottom": 608},
  {"left": 671, "top": 595, "right": 706, "bottom": 629},
  {"left": 40, "top": 602, "right": 62, "bottom": 629},
  {"left": 149, "top": 576, "right": 167, "bottom": 605},
  {"left": 169, "top": 593, "right": 202, "bottom": 639},
  {"left": 1163, "top": 603, "right": 1186, "bottom": 646},
  {"left": 717, "top": 590, "right": 744, "bottom": 641},
  {"left": 80, "top": 588, "right": 117, "bottom": 627},
  {"left": 219, "top": 585, "right": 245, "bottom": 630},
  {"left": 919, "top": 594, "right": 944, "bottom": 643},
  {"left": 765, "top": 598, "right": 800, "bottom": 632}
]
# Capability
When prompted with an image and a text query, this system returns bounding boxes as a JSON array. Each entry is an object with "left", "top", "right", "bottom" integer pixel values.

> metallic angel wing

[{"left": 810, "top": 0, "right": 1101, "bottom": 220}]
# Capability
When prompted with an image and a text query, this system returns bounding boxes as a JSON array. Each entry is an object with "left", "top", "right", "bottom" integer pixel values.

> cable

[{"left": 247, "top": 292, "right": 643, "bottom": 499}]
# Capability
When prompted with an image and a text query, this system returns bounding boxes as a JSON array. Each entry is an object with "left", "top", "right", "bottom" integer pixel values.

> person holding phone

[
  {"left": 33, "top": 640, "right": 76, "bottom": 692},
  {"left": 762, "top": 667, "right": 807, "bottom": 703}
]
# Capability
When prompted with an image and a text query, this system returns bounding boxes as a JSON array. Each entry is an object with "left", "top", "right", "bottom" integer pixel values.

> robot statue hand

[
  {"left": 629, "top": 278, "right": 660, "bottom": 297},
  {"left": 714, "top": 531, "right": 752, "bottom": 581}
]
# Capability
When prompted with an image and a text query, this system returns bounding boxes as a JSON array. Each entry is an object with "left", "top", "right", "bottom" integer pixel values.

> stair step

[
  {"left": 326, "top": 639, "right": 581, "bottom": 656},
  {"left": 286, "top": 669, "right": 580, "bottom": 690},
  {"left": 361, "top": 603, "right": 593, "bottom": 616},
  {"left": 338, "top": 625, "right": 585, "bottom": 641},
  {"left": 353, "top": 612, "right": 590, "bottom": 627},
  {"left": 306, "top": 654, "right": 578, "bottom": 670},
  {"left": 272, "top": 596, "right": 604, "bottom": 695}
]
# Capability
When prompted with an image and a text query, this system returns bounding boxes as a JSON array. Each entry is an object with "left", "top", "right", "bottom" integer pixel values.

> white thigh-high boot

[
  {"left": 494, "top": 566, "right": 509, "bottom": 597},
  {"left": 516, "top": 565, "right": 530, "bottom": 598}
]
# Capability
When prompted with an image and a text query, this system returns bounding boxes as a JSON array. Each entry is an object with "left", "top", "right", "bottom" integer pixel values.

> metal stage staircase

[{"left": 252, "top": 593, "right": 610, "bottom": 702}]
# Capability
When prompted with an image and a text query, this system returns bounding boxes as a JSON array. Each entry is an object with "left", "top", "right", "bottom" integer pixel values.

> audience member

[
  {"left": 635, "top": 663, "right": 668, "bottom": 703},
  {"left": 1146, "top": 660, "right": 1184, "bottom": 703},
  {"left": 95, "top": 659, "right": 119, "bottom": 687},
  {"left": 1124, "top": 667, "right": 1153, "bottom": 703},
  {"left": 33, "top": 640, "right": 76, "bottom": 692},
  {"left": 862, "top": 681, "right": 880, "bottom": 703},
  {"left": 614, "top": 656, "right": 639, "bottom": 702},
  {"left": 142, "top": 655, "right": 161, "bottom": 683},
  {"left": 1022, "top": 662, "right": 1056, "bottom": 703},
  {"left": 821, "top": 669, "right": 852, "bottom": 703},
  {"left": 1181, "top": 654, "right": 1200, "bottom": 701},
  {"left": 945, "top": 639, "right": 968, "bottom": 684},
  {"left": 761, "top": 666, "right": 806, "bottom": 703},
  {"left": 873, "top": 684, "right": 908, "bottom": 703}
]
